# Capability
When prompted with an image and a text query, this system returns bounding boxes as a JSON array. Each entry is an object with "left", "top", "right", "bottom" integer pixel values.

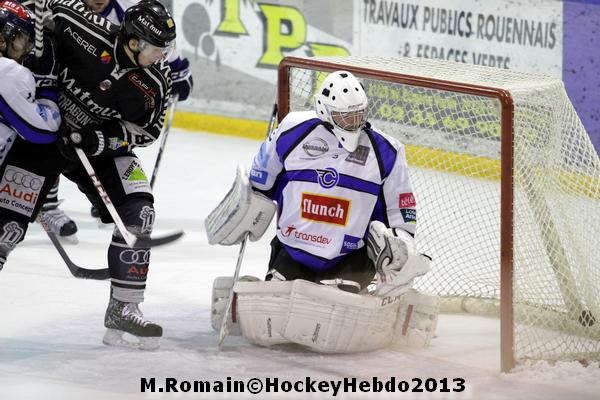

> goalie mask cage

[{"left": 277, "top": 56, "right": 600, "bottom": 372}]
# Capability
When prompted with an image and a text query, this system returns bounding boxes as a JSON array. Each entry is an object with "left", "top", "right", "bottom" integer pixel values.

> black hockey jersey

[{"left": 47, "top": 0, "right": 171, "bottom": 155}]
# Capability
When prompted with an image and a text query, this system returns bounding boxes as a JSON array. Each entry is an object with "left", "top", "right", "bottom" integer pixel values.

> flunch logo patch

[
  {"left": 301, "top": 193, "right": 350, "bottom": 226},
  {"left": 399, "top": 193, "right": 416, "bottom": 208}
]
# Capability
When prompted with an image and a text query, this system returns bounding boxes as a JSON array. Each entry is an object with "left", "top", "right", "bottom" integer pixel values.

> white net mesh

[{"left": 281, "top": 56, "right": 600, "bottom": 365}]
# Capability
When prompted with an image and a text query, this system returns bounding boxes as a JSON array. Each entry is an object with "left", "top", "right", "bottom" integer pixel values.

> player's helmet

[
  {"left": 121, "top": 0, "right": 175, "bottom": 48},
  {"left": 0, "top": 1, "right": 35, "bottom": 60},
  {"left": 314, "top": 71, "right": 368, "bottom": 152}
]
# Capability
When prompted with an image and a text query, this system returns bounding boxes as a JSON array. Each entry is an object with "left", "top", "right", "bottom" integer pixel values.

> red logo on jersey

[
  {"left": 301, "top": 193, "right": 350, "bottom": 226},
  {"left": 399, "top": 193, "right": 416, "bottom": 208}
]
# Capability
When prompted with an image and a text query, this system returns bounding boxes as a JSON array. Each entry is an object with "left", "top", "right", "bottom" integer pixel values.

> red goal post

[{"left": 277, "top": 56, "right": 600, "bottom": 372}]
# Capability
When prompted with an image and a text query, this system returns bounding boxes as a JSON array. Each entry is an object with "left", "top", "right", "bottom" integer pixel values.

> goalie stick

[
  {"left": 75, "top": 148, "right": 184, "bottom": 248},
  {"left": 218, "top": 103, "right": 278, "bottom": 348},
  {"left": 150, "top": 94, "right": 178, "bottom": 189},
  {"left": 36, "top": 213, "right": 110, "bottom": 280}
]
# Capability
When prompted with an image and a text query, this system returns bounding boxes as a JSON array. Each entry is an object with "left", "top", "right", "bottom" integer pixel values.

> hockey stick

[
  {"left": 74, "top": 148, "right": 184, "bottom": 248},
  {"left": 37, "top": 213, "right": 110, "bottom": 280},
  {"left": 32, "top": 1, "right": 108, "bottom": 279},
  {"left": 217, "top": 234, "right": 247, "bottom": 347},
  {"left": 34, "top": 0, "right": 44, "bottom": 57},
  {"left": 150, "top": 94, "right": 178, "bottom": 189},
  {"left": 217, "top": 103, "right": 278, "bottom": 348}
]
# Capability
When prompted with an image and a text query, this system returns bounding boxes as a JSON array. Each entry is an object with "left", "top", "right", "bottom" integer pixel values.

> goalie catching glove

[
  {"left": 205, "top": 164, "right": 276, "bottom": 245},
  {"left": 367, "top": 221, "right": 431, "bottom": 297}
]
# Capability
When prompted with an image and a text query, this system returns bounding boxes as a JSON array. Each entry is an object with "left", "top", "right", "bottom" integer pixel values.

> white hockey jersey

[
  {"left": 96, "top": 0, "right": 138, "bottom": 24},
  {"left": 250, "top": 111, "right": 417, "bottom": 272},
  {"left": 0, "top": 57, "right": 61, "bottom": 163}
]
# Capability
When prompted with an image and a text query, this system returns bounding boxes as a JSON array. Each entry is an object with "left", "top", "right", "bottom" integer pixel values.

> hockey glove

[
  {"left": 57, "top": 126, "right": 101, "bottom": 161},
  {"left": 367, "top": 221, "right": 431, "bottom": 297},
  {"left": 169, "top": 57, "right": 193, "bottom": 101}
]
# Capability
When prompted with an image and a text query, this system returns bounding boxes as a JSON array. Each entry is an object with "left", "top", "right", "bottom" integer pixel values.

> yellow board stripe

[
  {"left": 173, "top": 111, "right": 599, "bottom": 199},
  {"left": 173, "top": 111, "right": 269, "bottom": 140}
]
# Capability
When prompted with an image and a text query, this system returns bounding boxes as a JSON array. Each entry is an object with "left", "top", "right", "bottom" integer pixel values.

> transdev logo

[
  {"left": 282, "top": 225, "right": 331, "bottom": 246},
  {"left": 301, "top": 193, "right": 350, "bottom": 226},
  {"left": 399, "top": 193, "right": 416, "bottom": 208},
  {"left": 249, "top": 168, "right": 268, "bottom": 185},
  {"left": 100, "top": 50, "right": 112, "bottom": 64}
]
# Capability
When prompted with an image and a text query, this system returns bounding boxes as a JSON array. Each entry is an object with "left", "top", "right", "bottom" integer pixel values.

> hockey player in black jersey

[
  {"left": 46, "top": 0, "right": 175, "bottom": 349},
  {"left": 0, "top": 1, "right": 65, "bottom": 268}
]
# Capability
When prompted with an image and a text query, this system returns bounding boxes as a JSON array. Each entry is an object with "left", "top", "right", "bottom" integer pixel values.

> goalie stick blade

[{"left": 132, "top": 230, "right": 185, "bottom": 248}]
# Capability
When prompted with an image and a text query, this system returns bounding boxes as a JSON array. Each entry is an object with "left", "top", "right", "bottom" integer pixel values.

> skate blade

[
  {"left": 103, "top": 328, "right": 160, "bottom": 351},
  {"left": 59, "top": 234, "right": 79, "bottom": 245}
]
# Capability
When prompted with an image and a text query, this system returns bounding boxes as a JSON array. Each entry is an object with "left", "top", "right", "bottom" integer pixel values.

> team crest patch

[
  {"left": 316, "top": 168, "right": 339, "bottom": 189},
  {"left": 115, "top": 157, "right": 151, "bottom": 195}
]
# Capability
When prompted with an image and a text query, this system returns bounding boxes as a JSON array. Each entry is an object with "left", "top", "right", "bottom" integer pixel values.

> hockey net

[{"left": 277, "top": 56, "right": 600, "bottom": 371}]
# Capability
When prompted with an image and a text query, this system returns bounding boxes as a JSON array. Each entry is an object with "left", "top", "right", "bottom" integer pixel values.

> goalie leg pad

[
  {"left": 391, "top": 289, "right": 440, "bottom": 348},
  {"left": 205, "top": 165, "right": 276, "bottom": 245},
  {"left": 211, "top": 275, "right": 260, "bottom": 335},
  {"left": 282, "top": 280, "right": 399, "bottom": 353},
  {"left": 234, "top": 280, "right": 292, "bottom": 346}
]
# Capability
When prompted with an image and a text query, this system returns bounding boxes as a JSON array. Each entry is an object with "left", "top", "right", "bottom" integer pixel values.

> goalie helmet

[
  {"left": 0, "top": 1, "right": 34, "bottom": 61},
  {"left": 314, "top": 71, "right": 368, "bottom": 152}
]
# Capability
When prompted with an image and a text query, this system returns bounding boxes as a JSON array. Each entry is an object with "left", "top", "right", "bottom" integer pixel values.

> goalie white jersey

[{"left": 250, "top": 111, "right": 416, "bottom": 272}]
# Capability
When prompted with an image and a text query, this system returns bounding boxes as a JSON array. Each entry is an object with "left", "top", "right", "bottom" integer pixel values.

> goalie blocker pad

[
  {"left": 232, "top": 280, "right": 439, "bottom": 352},
  {"left": 205, "top": 164, "right": 276, "bottom": 245}
]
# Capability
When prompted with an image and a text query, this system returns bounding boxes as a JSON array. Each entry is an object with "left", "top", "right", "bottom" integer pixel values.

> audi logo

[
  {"left": 119, "top": 249, "right": 150, "bottom": 265},
  {"left": 4, "top": 168, "right": 43, "bottom": 190}
]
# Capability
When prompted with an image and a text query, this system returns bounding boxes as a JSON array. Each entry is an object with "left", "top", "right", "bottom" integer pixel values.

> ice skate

[
  {"left": 90, "top": 205, "right": 113, "bottom": 229},
  {"left": 103, "top": 297, "right": 162, "bottom": 350},
  {"left": 40, "top": 203, "right": 79, "bottom": 244}
]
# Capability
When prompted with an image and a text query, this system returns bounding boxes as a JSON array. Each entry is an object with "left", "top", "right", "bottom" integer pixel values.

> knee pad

[
  {"left": 0, "top": 219, "right": 27, "bottom": 270},
  {"left": 113, "top": 198, "right": 155, "bottom": 238}
]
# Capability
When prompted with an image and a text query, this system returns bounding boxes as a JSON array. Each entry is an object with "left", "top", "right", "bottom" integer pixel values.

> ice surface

[{"left": 0, "top": 130, "right": 598, "bottom": 400}]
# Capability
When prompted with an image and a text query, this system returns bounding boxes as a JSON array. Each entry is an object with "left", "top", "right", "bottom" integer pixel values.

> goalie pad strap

[{"left": 392, "top": 289, "right": 440, "bottom": 348}]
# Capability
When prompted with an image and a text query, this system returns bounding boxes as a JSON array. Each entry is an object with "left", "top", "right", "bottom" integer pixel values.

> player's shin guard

[
  {"left": 0, "top": 219, "right": 27, "bottom": 272},
  {"left": 103, "top": 199, "right": 161, "bottom": 349}
]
